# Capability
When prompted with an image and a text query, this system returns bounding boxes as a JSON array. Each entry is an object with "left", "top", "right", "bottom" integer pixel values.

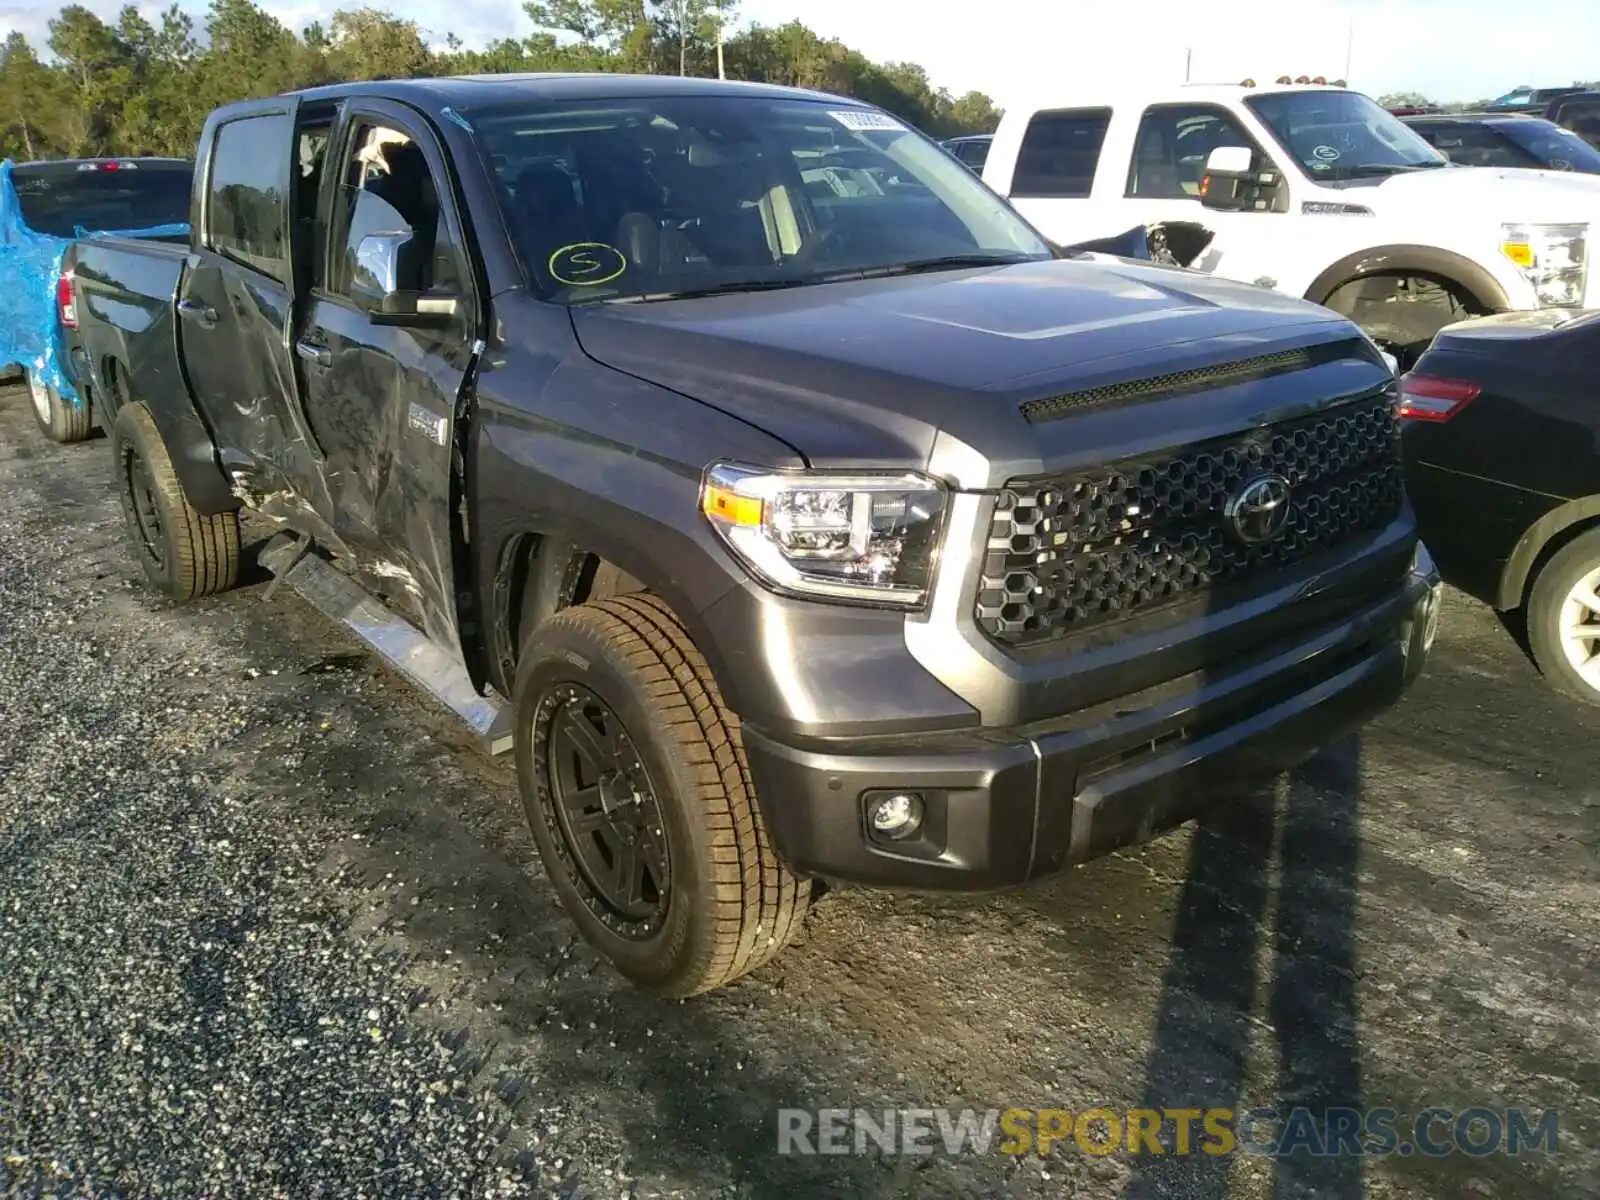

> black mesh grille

[
  {"left": 976, "top": 390, "right": 1403, "bottom": 647},
  {"left": 1018, "top": 337, "right": 1378, "bottom": 424}
]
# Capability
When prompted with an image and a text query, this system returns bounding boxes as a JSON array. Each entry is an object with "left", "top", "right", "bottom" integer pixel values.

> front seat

[
  {"left": 512, "top": 161, "right": 589, "bottom": 276},
  {"left": 1132, "top": 127, "right": 1181, "bottom": 196},
  {"left": 614, "top": 212, "right": 700, "bottom": 281}
]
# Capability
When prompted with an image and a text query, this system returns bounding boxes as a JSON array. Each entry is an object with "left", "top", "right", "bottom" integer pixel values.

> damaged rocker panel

[{"left": 258, "top": 532, "right": 513, "bottom": 755}]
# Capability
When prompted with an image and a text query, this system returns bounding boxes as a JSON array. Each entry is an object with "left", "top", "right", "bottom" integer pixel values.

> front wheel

[
  {"left": 513, "top": 593, "right": 811, "bottom": 997},
  {"left": 28, "top": 369, "right": 93, "bottom": 443},
  {"left": 111, "top": 403, "right": 241, "bottom": 601},
  {"left": 1526, "top": 528, "right": 1600, "bottom": 706}
]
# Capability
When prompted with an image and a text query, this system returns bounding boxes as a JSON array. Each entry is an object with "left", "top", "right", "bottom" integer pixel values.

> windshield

[
  {"left": 1246, "top": 91, "right": 1448, "bottom": 179},
  {"left": 467, "top": 96, "right": 1051, "bottom": 303},
  {"left": 1499, "top": 119, "right": 1600, "bottom": 172},
  {"left": 11, "top": 162, "right": 193, "bottom": 237}
]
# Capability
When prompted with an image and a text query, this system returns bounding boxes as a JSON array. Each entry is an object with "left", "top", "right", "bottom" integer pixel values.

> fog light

[{"left": 867, "top": 792, "right": 923, "bottom": 840}]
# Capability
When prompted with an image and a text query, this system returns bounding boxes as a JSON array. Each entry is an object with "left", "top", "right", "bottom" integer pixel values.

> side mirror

[
  {"left": 1203, "top": 145, "right": 1253, "bottom": 179},
  {"left": 1199, "top": 146, "right": 1280, "bottom": 211},
  {"left": 345, "top": 190, "right": 460, "bottom": 328},
  {"left": 350, "top": 231, "right": 459, "bottom": 327}
]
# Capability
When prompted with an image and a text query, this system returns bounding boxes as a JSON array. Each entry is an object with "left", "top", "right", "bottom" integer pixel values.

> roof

[
  {"left": 1008, "top": 82, "right": 1361, "bottom": 113},
  {"left": 285, "top": 71, "right": 853, "bottom": 113},
  {"left": 1400, "top": 111, "right": 1552, "bottom": 124}
]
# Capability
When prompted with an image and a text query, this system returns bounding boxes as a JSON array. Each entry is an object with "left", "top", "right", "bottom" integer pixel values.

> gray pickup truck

[{"left": 66, "top": 73, "right": 1442, "bottom": 997}]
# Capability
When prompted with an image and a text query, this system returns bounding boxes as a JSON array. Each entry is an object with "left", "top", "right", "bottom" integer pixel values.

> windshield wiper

[
  {"left": 605, "top": 278, "right": 811, "bottom": 303},
  {"left": 818, "top": 253, "right": 1038, "bottom": 282},
  {"left": 1336, "top": 161, "right": 1447, "bottom": 177},
  {"left": 601, "top": 255, "right": 1038, "bottom": 301}
]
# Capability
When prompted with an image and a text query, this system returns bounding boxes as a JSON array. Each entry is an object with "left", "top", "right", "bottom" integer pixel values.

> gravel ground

[{"left": 0, "top": 388, "right": 1596, "bottom": 1199}]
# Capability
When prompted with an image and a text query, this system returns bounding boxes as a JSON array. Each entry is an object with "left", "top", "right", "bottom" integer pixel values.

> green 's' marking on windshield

[{"left": 549, "top": 243, "right": 628, "bottom": 287}]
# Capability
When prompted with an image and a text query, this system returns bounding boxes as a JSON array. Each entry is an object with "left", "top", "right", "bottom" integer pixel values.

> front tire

[
  {"left": 1526, "top": 528, "right": 1600, "bottom": 706},
  {"left": 28, "top": 369, "right": 93, "bottom": 443},
  {"left": 111, "top": 402, "right": 240, "bottom": 601},
  {"left": 513, "top": 593, "right": 811, "bottom": 997}
]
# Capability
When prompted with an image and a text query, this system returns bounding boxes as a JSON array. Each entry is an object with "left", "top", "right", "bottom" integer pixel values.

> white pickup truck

[{"left": 982, "top": 81, "right": 1600, "bottom": 363}]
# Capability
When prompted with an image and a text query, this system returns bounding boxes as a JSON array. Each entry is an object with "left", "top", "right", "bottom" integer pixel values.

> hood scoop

[{"left": 1020, "top": 337, "right": 1380, "bottom": 424}]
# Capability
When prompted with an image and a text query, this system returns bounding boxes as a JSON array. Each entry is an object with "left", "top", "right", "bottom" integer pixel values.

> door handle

[
  {"left": 294, "top": 339, "right": 331, "bottom": 367},
  {"left": 176, "top": 298, "right": 217, "bottom": 327}
]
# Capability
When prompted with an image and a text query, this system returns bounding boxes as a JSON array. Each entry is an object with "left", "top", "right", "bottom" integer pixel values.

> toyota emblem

[{"left": 1224, "top": 474, "right": 1293, "bottom": 545}]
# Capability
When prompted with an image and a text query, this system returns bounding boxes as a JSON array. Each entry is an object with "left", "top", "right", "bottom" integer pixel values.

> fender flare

[
  {"left": 95, "top": 351, "right": 239, "bottom": 516},
  {"left": 1304, "top": 244, "right": 1512, "bottom": 312},
  {"left": 1498, "top": 495, "right": 1600, "bottom": 610}
]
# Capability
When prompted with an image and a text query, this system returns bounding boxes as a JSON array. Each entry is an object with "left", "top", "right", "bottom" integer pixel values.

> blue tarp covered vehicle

[{"left": 0, "top": 156, "right": 192, "bottom": 442}]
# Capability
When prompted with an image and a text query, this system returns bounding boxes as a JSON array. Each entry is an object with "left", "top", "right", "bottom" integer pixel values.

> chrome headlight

[
  {"left": 1500, "top": 222, "right": 1588, "bottom": 308},
  {"left": 700, "top": 463, "right": 947, "bottom": 608}
]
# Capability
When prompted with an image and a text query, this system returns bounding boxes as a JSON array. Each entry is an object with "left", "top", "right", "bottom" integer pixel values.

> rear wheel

[
  {"left": 28, "top": 369, "right": 93, "bottom": 443},
  {"left": 1526, "top": 528, "right": 1600, "bottom": 706},
  {"left": 513, "top": 593, "right": 811, "bottom": 997},
  {"left": 111, "top": 402, "right": 240, "bottom": 601}
]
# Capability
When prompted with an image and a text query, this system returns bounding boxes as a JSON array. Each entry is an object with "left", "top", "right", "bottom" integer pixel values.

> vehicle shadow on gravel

[{"left": 1123, "top": 738, "right": 1366, "bottom": 1200}]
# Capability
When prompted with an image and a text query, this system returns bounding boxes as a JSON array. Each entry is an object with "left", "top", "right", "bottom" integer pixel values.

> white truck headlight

[
  {"left": 1500, "top": 222, "right": 1588, "bottom": 308},
  {"left": 700, "top": 463, "right": 947, "bottom": 607}
]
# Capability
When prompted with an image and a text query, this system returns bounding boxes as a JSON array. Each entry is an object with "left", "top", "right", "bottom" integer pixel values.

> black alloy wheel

[
  {"left": 537, "top": 683, "right": 672, "bottom": 937},
  {"left": 122, "top": 442, "right": 166, "bottom": 572}
]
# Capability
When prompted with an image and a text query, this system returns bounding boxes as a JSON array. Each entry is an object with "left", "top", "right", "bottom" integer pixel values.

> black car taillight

[
  {"left": 58, "top": 271, "right": 77, "bottom": 331},
  {"left": 1397, "top": 372, "right": 1479, "bottom": 421}
]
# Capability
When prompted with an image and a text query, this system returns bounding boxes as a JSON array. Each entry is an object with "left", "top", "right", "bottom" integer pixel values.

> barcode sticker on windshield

[{"left": 829, "top": 110, "right": 905, "bottom": 132}]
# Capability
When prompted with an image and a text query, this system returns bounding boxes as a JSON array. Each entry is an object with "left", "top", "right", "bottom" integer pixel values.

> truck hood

[
  {"left": 569, "top": 257, "right": 1371, "bottom": 478},
  {"left": 1361, "top": 164, "right": 1600, "bottom": 221}
]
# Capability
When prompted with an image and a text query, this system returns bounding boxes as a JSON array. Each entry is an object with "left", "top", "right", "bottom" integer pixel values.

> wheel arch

[
  {"left": 1498, "top": 496, "right": 1600, "bottom": 611},
  {"left": 486, "top": 527, "right": 652, "bottom": 698},
  {"left": 1304, "top": 245, "right": 1512, "bottom": 312},
  {"left": 98, "top": 351, "right": 239, "bottom": 516}
]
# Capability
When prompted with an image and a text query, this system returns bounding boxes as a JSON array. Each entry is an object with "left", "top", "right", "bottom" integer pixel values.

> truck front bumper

[{"left": 741, "top": 550, "right": 1441, "bottom": 893}]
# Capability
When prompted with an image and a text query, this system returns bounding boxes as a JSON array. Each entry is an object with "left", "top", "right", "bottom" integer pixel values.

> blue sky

[{"left": 4, "top": 0, "right": 1596, "bottom": 107}]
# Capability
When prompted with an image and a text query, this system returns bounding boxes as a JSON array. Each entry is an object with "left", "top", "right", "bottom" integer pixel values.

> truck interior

[{"left": 468, "top": 97, "right": 1044, "bottom": 300}]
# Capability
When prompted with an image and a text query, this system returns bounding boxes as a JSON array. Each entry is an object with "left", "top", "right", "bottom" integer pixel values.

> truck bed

[{"left": 68, "top": 235, "right": 189, "bottom": 441}]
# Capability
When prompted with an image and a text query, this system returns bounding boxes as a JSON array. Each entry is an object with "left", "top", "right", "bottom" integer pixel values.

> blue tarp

[{"left": 0, "top": 159, "right": 188, "bottom": 407}]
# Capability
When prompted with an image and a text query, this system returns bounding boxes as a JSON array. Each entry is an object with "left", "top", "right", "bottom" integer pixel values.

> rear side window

[
  {"left": 1011, "top": 108, "right": 1112, "bottom": 198},
  {"left": 206, "top": 112, "right": 292, "bottom": 282},
  {"left": 954, "top": 140, "right": 990, "bottom": 169},
  {"left": 1557, "top": 100, "right": 1600, "bottom": 144}
]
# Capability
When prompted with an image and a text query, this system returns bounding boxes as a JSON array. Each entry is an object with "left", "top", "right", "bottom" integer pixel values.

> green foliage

[
  {"left": 0, "top": 0, "right": 1001, "bottom": 161},
  {"left": 1378, "top": 91, "right": 1432, "bottom": 109}
]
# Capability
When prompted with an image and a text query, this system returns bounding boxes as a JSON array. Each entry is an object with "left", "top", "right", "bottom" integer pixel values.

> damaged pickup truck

[{"left": 68, "top": 74, "right": 1442, "bottom": 997}]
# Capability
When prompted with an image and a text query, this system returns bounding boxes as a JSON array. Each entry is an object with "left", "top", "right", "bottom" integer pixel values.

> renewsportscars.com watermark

[{"left": 777, "top": 1107, "right": 1560, "bottom": 1159}]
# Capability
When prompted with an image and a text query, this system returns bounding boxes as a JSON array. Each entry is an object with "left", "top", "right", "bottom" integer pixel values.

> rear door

[
  {"left": 293, "top": 98, "right": 480, "bottom": 652},
  {"left": 177, "top": 99, "right": 322, "bottom": 496}
]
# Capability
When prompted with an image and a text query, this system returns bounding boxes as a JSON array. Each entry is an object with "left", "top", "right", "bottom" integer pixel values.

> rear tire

[
  {"left": 28, "top": 369, "right": 93, "bottom": 444},
  {"left": 513, "top": 593, "right": 811, "bottom": 997},
  {"left": 1526, "top": 528, "right": 1600, "bottom": 706},
  {"left": 111, "top": 402, "right": 240, "bottom": 601}
]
